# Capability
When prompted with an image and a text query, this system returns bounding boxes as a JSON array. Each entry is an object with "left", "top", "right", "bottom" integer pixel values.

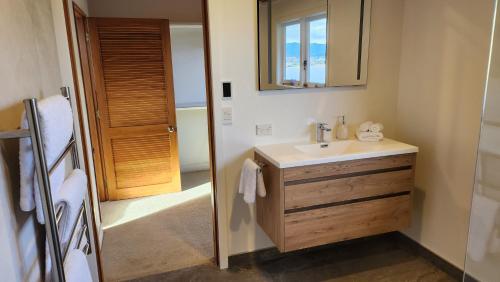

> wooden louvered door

[{"left": 88, "top": 18, "right": 180, "bottom": 200}]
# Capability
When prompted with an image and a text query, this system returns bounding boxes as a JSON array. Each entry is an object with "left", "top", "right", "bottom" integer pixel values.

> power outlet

[{"left": 256, "top": 124, "right": 272, "bottom": 136}]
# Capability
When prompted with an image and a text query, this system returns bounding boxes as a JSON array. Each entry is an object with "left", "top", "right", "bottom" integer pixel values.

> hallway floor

[
  {"left": 130, "top": 233, "right": 458, "bottom": 282},
  {"left": 100, "top": 171, "right": 213, "bottom": 281}
]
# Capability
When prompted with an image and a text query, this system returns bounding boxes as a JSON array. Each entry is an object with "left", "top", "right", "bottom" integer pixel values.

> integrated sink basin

[
  {"left": 294, "top": 140, "right": 359, "bottom": 157},
  {"left": 255, "top": 138, "right": 418, "bottom": 168}
]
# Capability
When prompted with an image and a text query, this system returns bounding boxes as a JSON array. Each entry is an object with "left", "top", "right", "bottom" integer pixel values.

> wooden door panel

[
  {"left": 89, "top": 18, "right": 180, "bottom": 200},
  {"left": 112, "top": 135, "right": 173, "bottom": 188}
]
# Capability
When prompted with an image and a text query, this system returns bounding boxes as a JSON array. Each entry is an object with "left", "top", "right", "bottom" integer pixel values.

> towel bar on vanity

[{"left": 255, "top": 160, "right": 267, "bottom": 168}]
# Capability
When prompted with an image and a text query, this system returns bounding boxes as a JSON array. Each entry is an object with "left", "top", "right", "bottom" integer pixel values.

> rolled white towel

[
  {"left": 358, "top": 121, "right": 373, "bottom": 132},
  {"left": 356, "top": 130, "right": 383, "bottom": 142},
  {"left": 359, "top": 137, "right": 383, "bottom": 142},
  {"left": 369, "top": 123, "right": 384, "bottom": 133}
]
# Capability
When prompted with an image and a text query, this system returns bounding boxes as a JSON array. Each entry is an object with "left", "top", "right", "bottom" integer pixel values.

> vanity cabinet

[{"left": 255, "top": 152, "right": 416, "bottom": 252}]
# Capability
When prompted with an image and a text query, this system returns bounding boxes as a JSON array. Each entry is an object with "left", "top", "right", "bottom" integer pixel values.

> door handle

[{"left": 167, "top": 125, "right": 177, "bottom": 133}]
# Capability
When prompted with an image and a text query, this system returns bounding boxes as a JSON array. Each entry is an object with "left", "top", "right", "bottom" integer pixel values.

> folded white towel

[
  {"left": 19, "top": 95, "right": 74, "bottom": 223},
  {"left": 56, "top": 169, "right": 87, "bottom": 244},
  {"left": 467, "top": 194, "right": 500, "bottom": 262},
  {"left": 369, "top": 123, "right": 384, "bottom": 133},
  {"left": 356, "top": 130, "right": 384, "bottom": 142},
  {"left": 358, "top": 121, "right": 373, "bottom": 132},
  {"left": 46, "top": 169, "right": 88, "bottom": 279},
  {"left": 64, "top": 250, "right": 93, "bottom": 282},
  {"left": 238, "top": 159, "right": 266, "bottom": 204}
]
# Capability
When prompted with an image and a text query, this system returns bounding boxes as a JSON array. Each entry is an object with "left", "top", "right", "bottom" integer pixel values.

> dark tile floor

[{"left": 129, "top": 233, "right": 459, "bottom": 282}]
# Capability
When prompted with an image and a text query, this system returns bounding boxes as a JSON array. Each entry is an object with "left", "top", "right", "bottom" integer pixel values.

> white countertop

[{"left": 255, "top": 138, "right": 419, "bottom": 168}]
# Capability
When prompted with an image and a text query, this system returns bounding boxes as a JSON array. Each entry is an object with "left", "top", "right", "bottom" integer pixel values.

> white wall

[
  {"left": 88, "top": 0, "right": 202, "bottom": 23},
  {"left": 171, "top": 25, "right": 207, "bottom": 108},
  {"left": 171, "top": 25, "right": 210, "bottom": 173},
  {"left": 0, "top": 0, "right": 62, "bottom": 280},
  {"left": 396, "top": 0, "right": 494, "bottom": 268},
  {"left": 207, "top": 0, "right": 405, "bottom": 259},
  {"left": 176, "top": 108, "right": 210, "bottom": 172}
]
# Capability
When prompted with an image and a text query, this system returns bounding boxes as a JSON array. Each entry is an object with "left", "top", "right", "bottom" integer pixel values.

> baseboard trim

[
  {"left": 229, "top": 233, "right": 399, "bottom": 266},
  {"left": 180, "top": 163, "right": 210, "bottom": 173},
  {"left": 229, "top": 232, "right": 469, "bottom": 281},
  {"left": 393, "top": 232, "right": 464, "bottom": 280}
]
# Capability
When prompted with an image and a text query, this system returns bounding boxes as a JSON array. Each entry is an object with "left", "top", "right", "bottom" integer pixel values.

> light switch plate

[
  {"left": 256, "top": 124, "right": 272, "bottom": 136},
  {"left": 222, "top": 106, "right": 232, "bottom": 125}
]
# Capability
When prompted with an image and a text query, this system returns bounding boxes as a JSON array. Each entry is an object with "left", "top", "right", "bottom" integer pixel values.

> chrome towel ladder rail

[{"left": 0, "top": 88, "right": 91, "bottom": 282}]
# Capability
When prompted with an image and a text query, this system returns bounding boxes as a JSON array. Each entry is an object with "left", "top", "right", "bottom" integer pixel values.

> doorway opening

[{"left": 68, "top": 0, "right": 217, "bottom": 280}]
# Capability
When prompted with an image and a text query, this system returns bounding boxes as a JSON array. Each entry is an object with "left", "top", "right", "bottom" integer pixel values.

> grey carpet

[{"left": 101, "top": 172, "right": 213, "bottom": 281}]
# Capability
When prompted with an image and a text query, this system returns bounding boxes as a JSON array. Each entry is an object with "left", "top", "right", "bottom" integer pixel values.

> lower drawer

[{"left": 284, "top": 195, "right": 411, "bottom": 251}]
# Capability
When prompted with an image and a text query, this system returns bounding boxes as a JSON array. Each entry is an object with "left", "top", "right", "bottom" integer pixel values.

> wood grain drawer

[
  {"left": 283, "top": 154, "right": 416, "bottom": 183},
  {"left": 284, "top": 169, "right": 414, "bottom": 210},
  {"left": 284, "top": 195, "right": 411, "bottom": 251}
]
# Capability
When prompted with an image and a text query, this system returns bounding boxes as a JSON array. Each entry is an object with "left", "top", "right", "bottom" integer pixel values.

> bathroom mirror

[{"left": 257, "top": 0, "right": 371, "bottom": 90}]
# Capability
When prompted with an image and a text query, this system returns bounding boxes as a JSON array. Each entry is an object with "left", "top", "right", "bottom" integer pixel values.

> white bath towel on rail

[
  {"left": 56, "top": 169, "right": 87, "bottom": 244},
  {"left": 239, "top": 159, "right": 266, "bottom": 204},
  {"left": 64, "top": 250, "right": 93, "bottom": 282},
  {"left": 46, "top": 169, "right": 88, "bottom": 279},
  {"left": 19, "top": 95, "right": 74, "bottom": 223},
  {"left": 467, "top": 193, "right": 500, "bottom": 261}
]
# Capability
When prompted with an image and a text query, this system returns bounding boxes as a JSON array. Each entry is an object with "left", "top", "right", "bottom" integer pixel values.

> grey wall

[{"left": 0, "top": 0, "right": 62, "bottom": 281}]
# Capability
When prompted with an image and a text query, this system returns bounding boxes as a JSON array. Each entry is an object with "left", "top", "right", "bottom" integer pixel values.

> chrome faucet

[{"left": 316, "top": 122, "right": 332, "bottom": 143}]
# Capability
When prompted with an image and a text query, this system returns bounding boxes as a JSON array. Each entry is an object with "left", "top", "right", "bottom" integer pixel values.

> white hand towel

[
  {"left": 19, "top": 95, "right": 74, "bottom": 223},
  {"left": 238, "top": 159, "right": 266, "bottom": 204},
  {"left": 64, "top": 250, "right": 93, "bottom": 282},
  {"left": 369, "top": 123, "right": 384, "bottom": 133},
  {"left": 56, "top": 169, "right": 87, "bottom": 244},
  {"left": 467, "top": 193, "right": 500, "bottom": 262},
  {"left": 358, "top": 121, "right": 373, "bottom": 132}
]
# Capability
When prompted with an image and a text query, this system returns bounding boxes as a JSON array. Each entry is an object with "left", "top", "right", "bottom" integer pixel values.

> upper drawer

[
  {"left": 285, "top": 169, "right": 414, "bottom": 210},
  {"left": 283, "top": 153, "right": 416, "bottom": 183}
]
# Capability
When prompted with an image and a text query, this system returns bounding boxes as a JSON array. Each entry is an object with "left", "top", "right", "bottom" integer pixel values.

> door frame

[
  {"left": 62, "top": 1, "right": 104, "bottom": 281},
  {"left": 63, "top": 0, "right": 222, "bottom": 271},
  {"left": 71, "top": 4, "right": 108, "bottom": 203}
]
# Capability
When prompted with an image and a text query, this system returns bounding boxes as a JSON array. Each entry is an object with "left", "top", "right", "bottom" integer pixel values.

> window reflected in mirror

[
  {"left": 283, "top": 22, "right": 301, "bottom": 85},
  {"left": 258, "top": 0, "right": 371, "bottom": 91}
]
